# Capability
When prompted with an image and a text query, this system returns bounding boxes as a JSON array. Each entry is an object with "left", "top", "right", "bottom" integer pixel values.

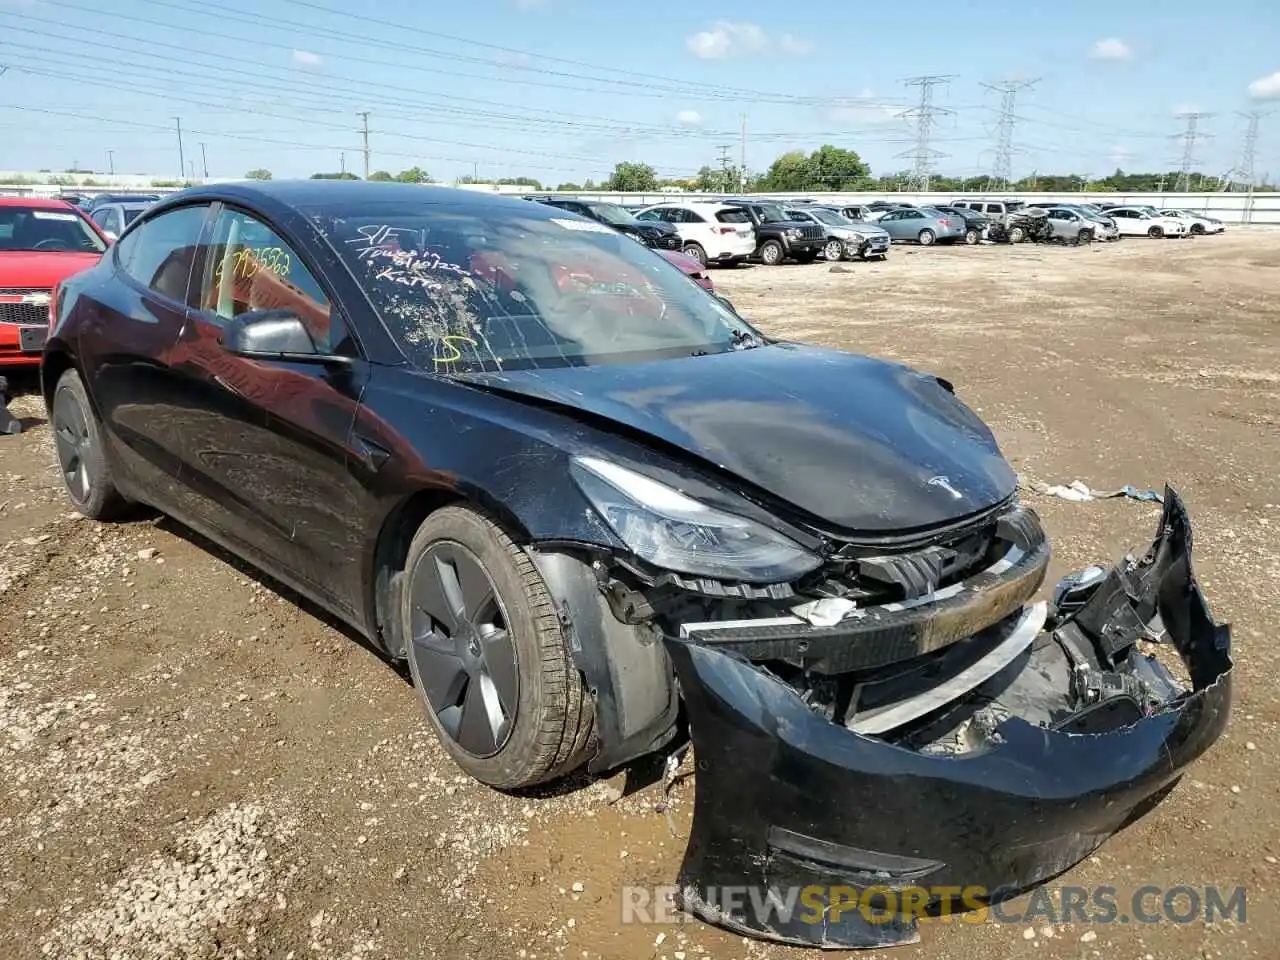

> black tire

[
  {"left": 1076, "top": 229, "right": 1093, "bottom": 246},
  {"left": 963, "top": 228, "right": 980, "bottom": 245},
  {"left": 1009, "top": 225, "right": 1026, "bottom": 243},
  {"left": 823, "top": 238, "right": 845, "bottom": 261},
  {"left": 917, "top": 229, "right": 936, "bottom": 246},
  {"left": 758, "top": 239, "right": 784, "bottom": 265},
  {"left": 1147, "top": 226, "right": 1163, "bottom": 238},
  {"left": 402, "top": 505, "right": 594, "bottom": 789},
  {"left": 682, "top": 242, "right": 707, "bottom": 267},
  {"left": 1191, "top": 223, "right": 1205, "bottom": 235},
  {"left": 51, "top": 368, "right": 128, "bottom": 520}
]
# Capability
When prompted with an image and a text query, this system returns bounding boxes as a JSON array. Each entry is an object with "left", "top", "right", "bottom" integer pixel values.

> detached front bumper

[{"left": 666, "top": 488, "right": 1231, "bottom": 949}]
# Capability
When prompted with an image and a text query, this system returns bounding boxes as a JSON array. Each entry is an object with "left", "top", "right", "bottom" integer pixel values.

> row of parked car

[{"left": 523, "top": 194, "right": 1227, "bottom": 273}]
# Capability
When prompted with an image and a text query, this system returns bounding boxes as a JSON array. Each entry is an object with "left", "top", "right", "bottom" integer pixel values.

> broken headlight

[{"left": 571, "top": 457, "right": 821, "bottom": 583}]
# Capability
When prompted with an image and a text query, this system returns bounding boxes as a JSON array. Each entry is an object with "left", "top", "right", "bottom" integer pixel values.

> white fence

[
  {"left": 2, "top": 180, "right": 1276, "bottom": 225},
  {"left": 541, "top": 191, "right": 1280, "bottom": 226}
]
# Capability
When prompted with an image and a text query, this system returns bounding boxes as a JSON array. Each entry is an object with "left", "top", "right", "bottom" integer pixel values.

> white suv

[
  {"left": 634, "top": 202, "right": 757, "bottom": 266},
  {"left": 1105, "top": 207, "right": 1189, "bottom": 239}
]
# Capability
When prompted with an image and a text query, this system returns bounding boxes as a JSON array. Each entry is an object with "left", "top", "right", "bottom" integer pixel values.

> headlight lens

[
  {"left": 570, "top": 456, "right": 821, "bottom": 583},
  {"left": 785, "top": 228, "right": 803, "bottom": 240}
]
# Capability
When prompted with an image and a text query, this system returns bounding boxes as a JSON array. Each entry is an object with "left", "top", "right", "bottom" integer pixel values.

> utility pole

[
  {"left": 716, "top": 144, "right": 733, "bottom": 193},
  {"left": 740, "top": 112, "right": 747, "bottom": 192},
  {"left": 107, "top": 149, "right": 114, "bottom": 175},
  {"left": 896, "top": 75, "right": 956, "bottom": 192},
  {"left": 174, "top": 117, "right": 185, "bottom": 182},
  {"left": 357, "top": 111, "right": 371, "bottom": 179},
  {"left": 1173, "top": 111, "right": 1212, "bottom": 193},
  {"left": 981, "top": 77, "right": 1039, "bottom": 190},
  {"left": 199, "top": 141, "right": 208, "bottom": 179},
  {"left": 340, "top": 151, "right": 345, "bottom": 175}
]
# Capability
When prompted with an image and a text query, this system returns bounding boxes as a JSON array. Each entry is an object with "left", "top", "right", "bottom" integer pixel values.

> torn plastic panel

[{"left": 665, "top": 487, "right": 1231, "bottom": 949}]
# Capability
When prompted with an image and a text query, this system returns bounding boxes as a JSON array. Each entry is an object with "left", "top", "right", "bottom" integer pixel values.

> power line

[
  {"left": 980, "top": 78, "right": 1039, "bottom": 189},
  {"left": 896, "top": 75, "right": 955, "bottom": 191},
  {"left": 1173, "top": 111, "right": 1212, "bottom": 192}
]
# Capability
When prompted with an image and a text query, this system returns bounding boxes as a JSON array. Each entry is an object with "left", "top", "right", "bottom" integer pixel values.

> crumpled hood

[
  {"left": 463, "top": 343, "right": 1017, "bottom": 534},
  {"left": 0, "top": 251, "right": 101, "bottom": 289}
]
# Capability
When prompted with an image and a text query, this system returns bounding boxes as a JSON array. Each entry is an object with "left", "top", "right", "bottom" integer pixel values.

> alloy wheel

[
  {"left": 409, "top": 542, "right": 519, "bottom": 758},
  {"left": 824, "top": 238, "right": 843, "bottom": 261},
  {"left": 53, "top": 388, "right": 92, "bottom": 503}
]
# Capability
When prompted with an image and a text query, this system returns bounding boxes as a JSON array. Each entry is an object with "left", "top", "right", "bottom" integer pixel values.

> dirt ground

[{"left": 1, "top": 230, "right": 1277, "bottom": 960}]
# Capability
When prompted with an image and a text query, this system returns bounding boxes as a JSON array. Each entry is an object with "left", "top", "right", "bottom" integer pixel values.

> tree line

[{"left": 237, "top": 148, "right": 1275, "bottom": 193}]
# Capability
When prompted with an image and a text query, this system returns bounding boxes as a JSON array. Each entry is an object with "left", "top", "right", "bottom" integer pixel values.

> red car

[{"left": 0, "top": 198, "right": 108, "bottom": 368}]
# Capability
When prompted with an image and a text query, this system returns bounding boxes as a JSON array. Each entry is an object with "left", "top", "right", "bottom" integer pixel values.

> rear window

[{"left": 715, "top": 209, "right": 752, "bottom": 224}]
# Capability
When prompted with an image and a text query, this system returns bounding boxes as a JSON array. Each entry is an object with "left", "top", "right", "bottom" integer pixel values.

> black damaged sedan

[{"left": 43, "top": 181, "right": 1231, "bottom": 949}]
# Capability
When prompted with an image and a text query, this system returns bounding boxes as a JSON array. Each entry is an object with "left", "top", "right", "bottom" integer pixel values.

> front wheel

[
  {"left": 1008, "top": 225, "right": 1026, "bottom": 243},
  {"left": 682, "top": 242, "right": 708, "bottom": 266},
  {"left": 823, "top": 238, "right": 845, "bottom": 261},
  {"left": 402, "top": 506, "right": 595, "bottom": 789},
  {"left": 1147, "top": 226, "right": 1164, "bottom": 238},
  {"left": 1076, "top": 229, "right": 1094, "bottom": 246},
  {"left": 52, "top": 368, "right": 128, "bottom": 520},
  {"left": 758, "top": 239, "right": 785, "bottom": 265},
  {"left": 964, "top": 228, "right": 980, "bottom": 245},
  {"left": 1191, "top": 223, "right": 1205, "bottom": 235},
  {"left": 917, "top": 229, "right": 936, "bottom": 246}
]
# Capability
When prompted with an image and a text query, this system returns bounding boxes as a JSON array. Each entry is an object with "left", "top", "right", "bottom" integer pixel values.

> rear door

[{"left": 163, "top": 203, "right": 373, "bottom": 613}]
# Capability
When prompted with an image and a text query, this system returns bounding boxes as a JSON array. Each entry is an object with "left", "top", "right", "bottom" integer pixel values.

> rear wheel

[
  {"left": 51, "top": 369, "right": 128, "bottom": 520},
  {"left": 682, "top": 242, "right": 707, "bottom": 266},
  {"left": 823, "top": 238, "right": 845, "bottom": 261},
  {"left": 402, "top": 506, "right": 595, "bottom": 789},
  {"left": 917, "top": 229, "right": 936, "bottom": 246},
  {"left": 758, "top": 239, "right": 785, "bottom": 265}
]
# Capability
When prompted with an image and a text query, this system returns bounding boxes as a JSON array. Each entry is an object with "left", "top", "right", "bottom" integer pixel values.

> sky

[{"left": 1, "top": 0, "right": 1279, "bottom": 185}]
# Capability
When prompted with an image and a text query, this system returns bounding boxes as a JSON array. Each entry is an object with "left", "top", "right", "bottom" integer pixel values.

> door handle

[{"left": 352, "top": 433, "right": 391, "bottom": 472}]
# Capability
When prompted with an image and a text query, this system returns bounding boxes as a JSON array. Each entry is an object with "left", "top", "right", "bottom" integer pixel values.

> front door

[{"left": 164, "top": 203, "right": 373, "bottom": 614}]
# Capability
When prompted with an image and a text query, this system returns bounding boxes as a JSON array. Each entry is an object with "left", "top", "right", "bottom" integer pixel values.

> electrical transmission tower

[
  {"left": 1173, "top": 111, "right": 1213, "bottom": 192},
  {"left": 896, "top": 75, "right": 955, "bottom": 191},
  {"left": 981, "top": 78, "right": 1039, "bottom": 190},
  {"left": 1224, "top": 110, "right": 1265, "bottom": 191}
]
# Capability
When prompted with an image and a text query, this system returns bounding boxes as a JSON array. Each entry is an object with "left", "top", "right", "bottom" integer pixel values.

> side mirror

[{"left": 222, "top": 309, "right": 345, "bottom": 364}]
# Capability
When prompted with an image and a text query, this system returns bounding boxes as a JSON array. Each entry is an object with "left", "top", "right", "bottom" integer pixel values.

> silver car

[
  {"left": 875, "top": 206, "right": 965, "bottom": 245},
  {"left": 1041, "top": 207, "right": 1108, "bottom": 243},
  {"left": 784, "top": 207, "right": 891, "bottom": 261},
  {"left": 89, "top": 201, "right": 152, "bottom": 241}
]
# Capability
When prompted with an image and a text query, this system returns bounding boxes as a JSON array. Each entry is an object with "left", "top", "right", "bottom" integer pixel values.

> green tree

[
  {"left": 368, "top": 170, "right": 394, "bottom": 181},
  {"left": 555, "top": 182, "right": 582, "bottom": 191},
  {"left": 245, "top": 169, "right": 273, "bottom": 180},
  {"left": 394, "top": 166, "right": 431, "bottom": 183},
  {"left": 758, "top": 151, "right": 810, "bottom": 191},
  {"left": 310, "top": 171, "right": 359, "bottom": 180},
  {"left": 603, "top": 162, "right": 658, "bottom": 192}
]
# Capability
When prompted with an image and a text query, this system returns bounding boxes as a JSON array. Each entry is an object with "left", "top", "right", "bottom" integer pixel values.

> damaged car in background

[{"left": 42, "top": 181, "right": 1232, "bottom": 950}]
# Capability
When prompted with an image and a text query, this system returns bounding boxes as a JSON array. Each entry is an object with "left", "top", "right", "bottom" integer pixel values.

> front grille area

[
  {"left": 799, "top": 224, "right": 825, "bottom": 241},
  {"left": 0, "top": 287, "right": 51, "bottom": 327},
  {"left": 652, "top": 233, "right": 681, "bottom": 250}
]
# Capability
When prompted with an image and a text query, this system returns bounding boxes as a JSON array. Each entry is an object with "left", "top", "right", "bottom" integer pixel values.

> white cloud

[
  {"left": 779, "top": 34, "right": 813, "bottom": 56},
  {"left": 1248, "top": 71, "right": 1280, "bottom": 100},
  {"left": 824, "top": 89, "right": 902, "bottom": 125},
  {"left": 675, "top": 109, "right": 702, "bottom": 125},
  {"left": 1089, "top": 38, "right": 1132, "bottom": 61},
  {"left": 292, "top": 49, "right": 322, "bottom": 67},
  {"left": 685, "top": 22, "right": 809, "bottom": 60}
]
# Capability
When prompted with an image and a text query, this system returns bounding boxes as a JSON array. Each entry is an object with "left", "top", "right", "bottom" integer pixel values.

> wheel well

[
  {"left": 368, "top": 486, "right": 533, "bottom": 660},
  {"left": 41, "top": 348, "right": 74, "bottom": 411}
]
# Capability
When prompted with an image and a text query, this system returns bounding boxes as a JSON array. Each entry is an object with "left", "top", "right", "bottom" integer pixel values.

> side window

[
  {"left": 98, "top": 208, "right": 119, "bottom": 235},
  {"left": 880, "top": 212, "right": 899, "bottom": 222},
  {"left": 197, "top": 208, "right": 343, "bottom": 354},
  {"left": 684, "top": 209, "right": 708, "bottom": 223},
  {"left": 115, "top": 204, "right": 210, "bottom": 304},
  {"left": 635, "top": 209, "right": 662, "bottom": 221}
]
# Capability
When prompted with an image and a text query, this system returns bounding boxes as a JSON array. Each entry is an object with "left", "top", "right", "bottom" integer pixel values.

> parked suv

[
  {"left": 716, "top": 199, "right": 827, "bottom": 265},
  {"left": 785, "top": 206, "right": 891, "bottom": 260},
  {"left": 528, "top": 197, "right": 682, "bottom": 250},
  {"left": 634, "top": 201, "right": 757, "bottom": 266}
]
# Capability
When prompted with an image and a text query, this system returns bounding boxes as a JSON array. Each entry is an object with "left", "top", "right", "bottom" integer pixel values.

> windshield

[
  {"left": 585, "top": 203, "right": 638, "bottom": 227},
  {"left": 313, "top": 201, "right": 765, "bottom": 372},
  {"left": 122, "top": 206, "right": 147, "bottom": 226},
  {"left": 0, "top": 205, "right": 106, "bottom": 254},
  {"left": 754, "top": 204, "right": 791, "bottom": 224},
  {"left": 808, "top": 209, "right": 850, "bottom": 226}
]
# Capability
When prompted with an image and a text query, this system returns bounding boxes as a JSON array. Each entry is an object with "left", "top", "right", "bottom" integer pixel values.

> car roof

[
  {"left": 142, "top": 180, "right": 600, "bottom": 223},
  {"left": 0, "top": 196, "right": 80, "bottom": 210}
]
